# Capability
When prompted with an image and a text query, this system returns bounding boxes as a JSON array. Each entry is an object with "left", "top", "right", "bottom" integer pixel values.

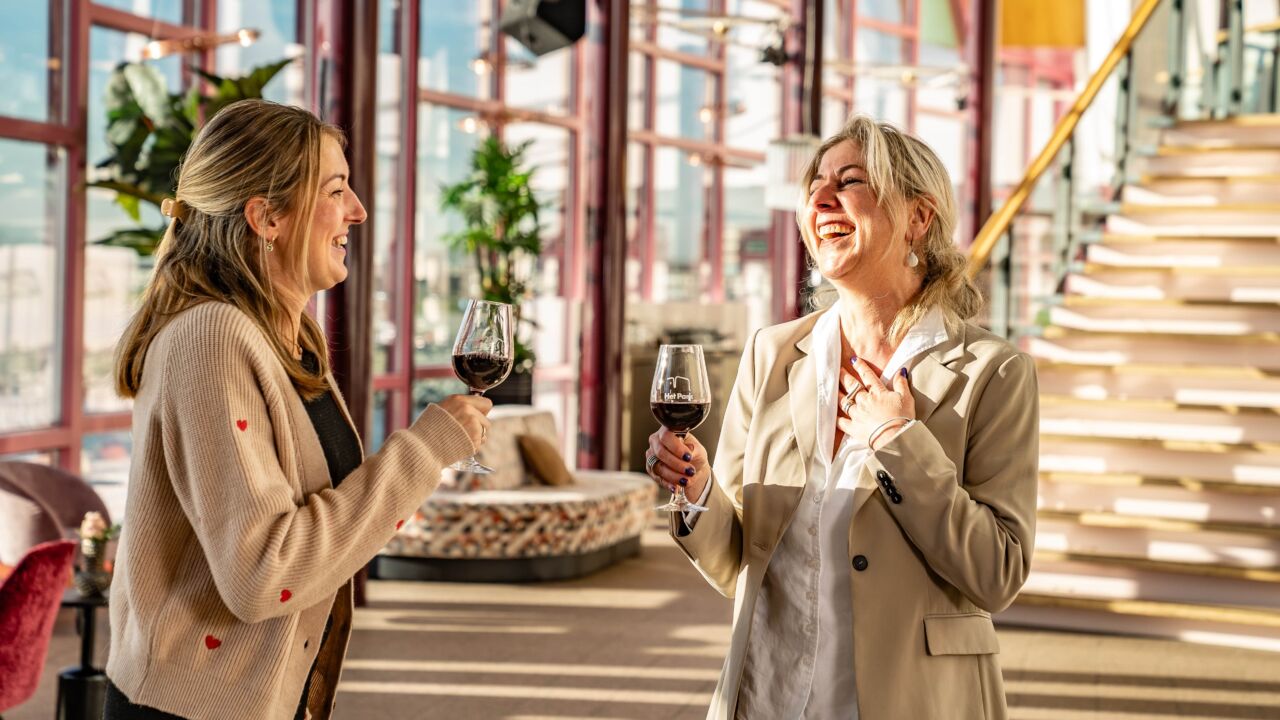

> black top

[
  {"left": 103, "top": 353, "right": 362, "bottom": 720},
  {"left": 300, "top": 350, "right": 362, "bottom": 488}
]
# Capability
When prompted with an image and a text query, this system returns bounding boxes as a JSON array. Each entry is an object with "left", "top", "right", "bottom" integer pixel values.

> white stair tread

[
  {"left": 1040, "top": 438, "right": 1280, "bottom": 487},
  {"left": 1085, "top": 239, "right": 1280, "bottom": 268},
  {"left": 998, "top": 603, "right": 1280, "bottom": 652},
  {"left": 1162, "top": 118, "right": 1280, "bottom": 148},
  {"left": 1136, "top": 150, "right": 1280, "bottom": 178},
  {"left": 1048, "top": 304, "right": 1280, "bottom": 336},
  {"left": 1037, "top": 366, "right": 1280, "bottom": 408},
  {"left": 1107, "top": 213, "right": 1280, "bottom": 238},
  {"left": 1021, "top": 559, "right": 1280, "bottom": 609},
  {"left": 1066, "top": 271, "right": 1280, "bottom": 303},
  {"left": 1125, "top": 179, "right": 1280, "bottom": 207},
  {"left": 1028, "top": 334, "right": 1280, "bottom": 371},
  {"left": 1038, "top": 482, "right": 1280, "bottom": 528},
  {"left": 1036, "top": 517, "right": 1280, "bottom": 570},
  {"left": 1039, "top": 404, "right": 1280, "bottom": 445}
]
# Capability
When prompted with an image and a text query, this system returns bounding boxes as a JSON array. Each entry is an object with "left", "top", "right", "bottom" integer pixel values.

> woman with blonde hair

[
  {"left": 647, "top": 115, "right": 1038, "bottom": 719},
  {"left": 104, "top": 99, "right": 492, "bottom": 720}
]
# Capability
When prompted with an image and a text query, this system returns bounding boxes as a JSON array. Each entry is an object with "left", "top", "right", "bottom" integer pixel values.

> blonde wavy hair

[
  {"left": 797, "top": 115, "right": 982, "bottom": 344},
  {"left": 115, "top": 99, "right": 343, "bottom": 400}
]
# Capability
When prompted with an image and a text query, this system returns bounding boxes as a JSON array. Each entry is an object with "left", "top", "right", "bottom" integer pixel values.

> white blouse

[{"left": 697, "top": 303, "right": 948, "bottom": 719}]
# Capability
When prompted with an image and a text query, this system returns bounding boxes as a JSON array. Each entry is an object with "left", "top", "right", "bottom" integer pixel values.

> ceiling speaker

[{"left": 500, "top": 0, "right": 586, "bottom": 57}]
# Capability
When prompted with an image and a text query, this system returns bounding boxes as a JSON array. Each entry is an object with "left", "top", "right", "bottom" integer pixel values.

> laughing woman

[
  {"left": 105, "top": 100, "right": 491, "bottom": 720},
  {"left": 646, "top": 115, "right": 1039, "bottom": 719}
]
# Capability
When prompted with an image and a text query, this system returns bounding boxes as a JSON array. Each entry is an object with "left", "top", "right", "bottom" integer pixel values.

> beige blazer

[{"left": 672, "top": 311, "right": 1039, "bottom": 720}]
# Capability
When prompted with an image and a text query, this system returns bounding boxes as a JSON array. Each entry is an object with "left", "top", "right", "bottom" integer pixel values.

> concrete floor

[{"left": 10, "top": 527, "right": 1280, "bottom": 720}]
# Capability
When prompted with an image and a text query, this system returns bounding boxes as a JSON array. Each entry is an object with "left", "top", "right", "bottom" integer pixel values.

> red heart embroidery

[
  {"left": 204, "top": 635, "right": 221, "bottom": 650},
  {"left": 395, "top": 519, "right": 405, "bottom": 530},
  {"left": 280, "top": 589, "right": 292, "bottom": 603},
  {"left": 235, "top": 419, "right": 248, "bottom": 431}
]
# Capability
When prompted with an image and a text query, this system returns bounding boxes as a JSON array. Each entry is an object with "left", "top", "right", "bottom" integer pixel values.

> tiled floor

[{"left": 11, "top": 527, "right": 1280, "bottom": 719}]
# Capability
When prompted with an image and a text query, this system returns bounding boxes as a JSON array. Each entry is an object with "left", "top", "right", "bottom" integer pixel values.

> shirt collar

[{"left": 814, "top": 303, "right": 949, "bottom": 403}]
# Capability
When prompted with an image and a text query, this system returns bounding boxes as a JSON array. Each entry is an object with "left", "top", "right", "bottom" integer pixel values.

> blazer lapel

[
  {"left": 910, "top": 323, "right": 966, "bottom": 425},
  {"left": 787, "top": 333, "right": 817, "bottom": 467}
]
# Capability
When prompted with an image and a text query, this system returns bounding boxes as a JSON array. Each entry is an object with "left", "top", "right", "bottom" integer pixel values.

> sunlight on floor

[
  {"left": 343, "top": 659, "right": 721, "bottom": 681},
  {"left": 337, "top": 681, "right": 712, "bottom": 706}
]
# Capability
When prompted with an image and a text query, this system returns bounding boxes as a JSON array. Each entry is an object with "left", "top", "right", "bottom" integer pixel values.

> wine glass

[
  {"left": 650, "top": 344, "right": 712, "bottom": 513},
  {"left": 449, "top": 299, "right": 514, "bottom": 474}
]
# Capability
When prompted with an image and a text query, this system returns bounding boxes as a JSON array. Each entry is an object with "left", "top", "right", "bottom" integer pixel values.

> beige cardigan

[
  {"left": 673, "top": 312, "right": 1039, "bottom": 719},
  {"left": 106, "top": 302, "right": 475, "bottom": 720}
]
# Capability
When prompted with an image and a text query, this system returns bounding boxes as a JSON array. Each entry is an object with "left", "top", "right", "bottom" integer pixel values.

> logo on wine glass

[{"left": 662, "top": 375, "right": 694, "bottom": 402}]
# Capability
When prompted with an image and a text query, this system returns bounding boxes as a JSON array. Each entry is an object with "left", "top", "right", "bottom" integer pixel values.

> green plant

[
  {"left": 439, "top": 136, "right": 546, "bottom": 372},
  {"left": 90, "top": 58, "right": 292, "bottom": 255}
]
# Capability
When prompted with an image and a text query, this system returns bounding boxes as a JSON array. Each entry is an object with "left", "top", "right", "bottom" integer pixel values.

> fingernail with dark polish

[
  {"left": 851, "top": 355, "right": 857, "bottom": 365},
  {"left": 679, "top": 478, "right": 688, "bottom": 486},
  {"left": 684, "top": 467, "right": 695, "bottom": 476},
  {"left": 900, "top": 367, "right": 909, "bottom": 378},
  {"left": 682, "top": 452, "right": 692, "bottom": 462}
]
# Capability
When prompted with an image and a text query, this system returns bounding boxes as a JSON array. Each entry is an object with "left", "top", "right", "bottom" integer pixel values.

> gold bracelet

[{"left": 867, "top": 416, "right": 914, "bottom": 450}]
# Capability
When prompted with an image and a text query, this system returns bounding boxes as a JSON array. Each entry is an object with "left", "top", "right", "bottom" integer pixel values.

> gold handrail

[
  {"left": 965, "top": 0, "right": 1166, "bottom": 278},
  {"left": 1216, "top": 19, "right": 1280, "bottom": 43}
]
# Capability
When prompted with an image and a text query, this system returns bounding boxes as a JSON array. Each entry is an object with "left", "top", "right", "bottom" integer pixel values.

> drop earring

[
  {"left": 265, "top": 237, "right": 275, "bottom": 253},
  {"left": 907, "top": 249, "right": 919, "bottom": 268}
]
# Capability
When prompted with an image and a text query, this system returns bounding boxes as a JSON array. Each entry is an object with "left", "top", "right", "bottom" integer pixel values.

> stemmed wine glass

[
  {"left": 449, "top": 299, "right": 514, "bottom": 474},
  {"left": 651, "top": 344, "right": 712, "bottom": 513}
]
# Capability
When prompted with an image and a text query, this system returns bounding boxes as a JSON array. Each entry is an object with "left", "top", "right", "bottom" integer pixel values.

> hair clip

[{"left": 160, "top": 197, "right": 184, "bottom": 220}]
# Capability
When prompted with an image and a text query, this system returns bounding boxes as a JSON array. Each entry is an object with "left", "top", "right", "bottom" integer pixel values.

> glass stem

[{"left": 674, "top": 431, "right": 689, "bottom": 501}]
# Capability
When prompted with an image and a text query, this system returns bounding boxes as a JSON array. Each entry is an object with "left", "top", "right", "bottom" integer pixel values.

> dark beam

[
  {"left": 966, "top": 0, "right": 998, "bottom": 242},
  {"left": 578, "top": 0, "right": 629, "bottom": 470},
  {"left": 318, "top": 0, "right": 377, "bottom": 441}
]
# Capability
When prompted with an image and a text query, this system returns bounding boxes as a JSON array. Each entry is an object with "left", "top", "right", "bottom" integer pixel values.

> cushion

[
  {"left": 523, "top": 412, "right": 561, "bottom": 449},
  {"left": 453, "top": 414, "right": 527, "bottom": 491},
  {"left": 517, "top": 434, "right": 574, "bottom": 487}
]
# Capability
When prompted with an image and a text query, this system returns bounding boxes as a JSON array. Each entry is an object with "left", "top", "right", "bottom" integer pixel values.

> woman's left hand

[{"left": 836, "top": 358, "right": 916, "bottom": 449}]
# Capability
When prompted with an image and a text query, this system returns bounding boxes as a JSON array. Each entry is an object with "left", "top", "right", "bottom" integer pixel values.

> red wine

[
  {"left": 452, "top": 352, "right": 513, "bottom": 391},
  {"left": 651, "top": 402, "right": 710, "bottom": 434}
]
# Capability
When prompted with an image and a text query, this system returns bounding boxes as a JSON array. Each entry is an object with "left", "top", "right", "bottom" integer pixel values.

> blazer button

[
  {"left": 889, "top": 492, "right": 903, "bottom": 504},
  {"left": 876, "top": 470, "right": 890, "bottom": 482},
  {"left": 852, "top": 555, "right": 869, "bottom": 571}
]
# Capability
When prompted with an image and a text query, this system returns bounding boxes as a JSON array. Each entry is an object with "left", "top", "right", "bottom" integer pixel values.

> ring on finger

[
  {"left": 645, "top": 452, "right": 660, "bottom": 475},
  {"left": 840, "top": 382, "right": 864, "bottom": 414}
]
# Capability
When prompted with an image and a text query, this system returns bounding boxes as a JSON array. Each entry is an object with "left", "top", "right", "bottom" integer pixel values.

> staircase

[{"left": 998, "top": 117, "right": 1280, "bottom": 652}]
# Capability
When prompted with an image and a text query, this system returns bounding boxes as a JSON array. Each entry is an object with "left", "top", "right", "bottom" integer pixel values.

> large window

[
  {"left": 0, "top": 139, "right": 63, "bottom": 433},
  {"left": 370, "top": 0, "right": 584, "bottom": 457},
  {"left": 0, "top": 1, "right": 306, "bottom": 491}
]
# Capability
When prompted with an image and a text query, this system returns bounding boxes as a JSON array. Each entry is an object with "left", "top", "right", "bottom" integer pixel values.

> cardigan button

[
  {"left": 852, "top": 555, "right": 869, "bottom": 571},
  {"left": 876, "top": 470, "right": 890, "bottom": 482}
]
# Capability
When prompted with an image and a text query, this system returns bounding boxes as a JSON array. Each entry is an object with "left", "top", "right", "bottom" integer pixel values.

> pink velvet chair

[{"left": 0, "top": 539, "right": 76, "bottom": 717}]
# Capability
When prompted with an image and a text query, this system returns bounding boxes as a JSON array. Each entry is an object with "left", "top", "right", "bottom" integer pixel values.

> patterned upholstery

[
  {"left": 387, "top": 472, "right": 652, "bottom": 559},
  {"left": 389, "top": 406, "right": 655, "bottom": 561}
]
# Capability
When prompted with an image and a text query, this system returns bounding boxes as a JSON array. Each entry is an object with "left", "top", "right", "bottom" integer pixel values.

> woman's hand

[
  {"left": 836, "top": 358, "right": 916, "bottom": 450},
  {"left": 437, "top": 394, "right": 493, "bottom": 450},
  {"left": 646, "top": 428, "right": 711, "bottom": 502}
]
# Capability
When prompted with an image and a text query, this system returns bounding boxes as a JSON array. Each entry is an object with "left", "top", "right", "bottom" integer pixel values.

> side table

[{"left": 57, "top": 589, "right": 108, "bottom": 720}]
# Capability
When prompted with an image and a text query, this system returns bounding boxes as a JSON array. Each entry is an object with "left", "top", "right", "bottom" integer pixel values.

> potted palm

[
  {"left": 89, "top": 58, "right": 292, "bottom": 254},
  {"left": 439, "top": 136, "right": 546, "bottom": 405}
]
